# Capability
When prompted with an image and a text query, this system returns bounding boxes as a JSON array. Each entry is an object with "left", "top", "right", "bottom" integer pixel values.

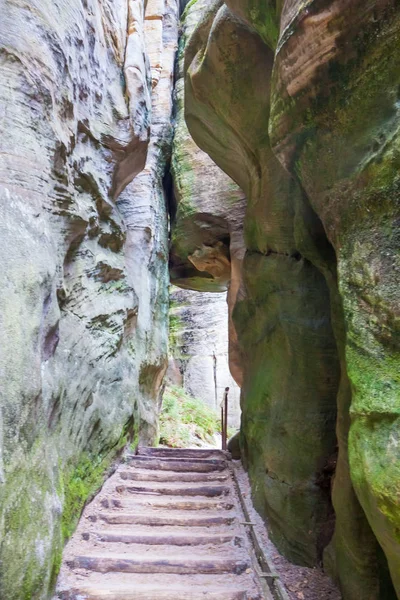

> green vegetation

[
  {"left": 159, "top": 385, "right": 220, "bottom": 448},
  {"left": 169, "top": 305, "right": 183, "bottom": 352},
  {"left": 60, "top": 452, "right": 115, "bottom": 540},
  {"left": 181, "top": 0, "right": 199, "bottom": 22}
]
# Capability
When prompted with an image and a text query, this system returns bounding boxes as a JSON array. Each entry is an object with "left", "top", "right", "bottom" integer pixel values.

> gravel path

[{"left": 233, "top": 461, "right": 342, "bottom": 600}]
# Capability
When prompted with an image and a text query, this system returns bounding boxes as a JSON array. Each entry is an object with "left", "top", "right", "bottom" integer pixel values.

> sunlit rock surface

[
  {"left": 0, "top": 0, "right": 175, "bottom": 597},
  {"left": 183, "top": 0, "right": 400, "bottom": 598},
  {"left": 169, "top": 286, "right": 241, "bottom": 428}
]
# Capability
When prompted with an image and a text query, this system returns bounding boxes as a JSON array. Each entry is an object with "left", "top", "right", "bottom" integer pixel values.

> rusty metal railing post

[{"left": 221, "top": 387, "right": 229, "bottom": 450}]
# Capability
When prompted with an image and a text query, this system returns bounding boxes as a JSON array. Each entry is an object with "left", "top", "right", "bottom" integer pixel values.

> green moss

[
  {"left": 159, "top": 385, "right": 219, "bottom": 447},
  {"left": 0, "top": 443, "right": 63, "bottom": 600},
  {"left": 181, "top": 0, "right": 199, "bottom": 22},
  {"left": 233, "top": 251, "right": 339, "bottom": 566},
  {"left": 60, "top": 451, "right": 115, "bottom": 540},
  {"left": 247, "top": 0, "right": 280, "bottom": 49},
  {"left": 169, "top": 299, "right": 185, "bottom": 353}
]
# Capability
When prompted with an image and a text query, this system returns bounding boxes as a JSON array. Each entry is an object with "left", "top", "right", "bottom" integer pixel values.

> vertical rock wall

[
  {"left": 118, "top": 0, "right": 179, "bottom": 439},
  {"left": 169, "top": 286, "right": 241, "bottom": 428},
  {"left": 181, "top": 0, "right": 341, "bottom": 573},
  {"left": 181, "top": 0, "right": 400, "bottom": 598},
  {"left": 0, "top": 0, "right": 176, "bottom": 597},
  {"left": 169, "top": 0, "right": 247, "bottom": 392},
  {"left": 269, "top": 2, "right": 400, "bottom": 595}
]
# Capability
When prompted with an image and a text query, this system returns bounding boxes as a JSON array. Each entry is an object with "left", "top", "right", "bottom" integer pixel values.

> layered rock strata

[
  {"left": 182, "top": 0, "right": 400, "bottom": 598},
  {"left": 169, "top": 286, "right": 241, "bottom": 428},
  {"left": 169, "top": 0, "right": 247, "bottom": 388},
  {"left": 0, "top": 0, "right": 176, "bottom": 597},
  {"left": 182, "top": 0, "right": 340, "bottom": 574}
]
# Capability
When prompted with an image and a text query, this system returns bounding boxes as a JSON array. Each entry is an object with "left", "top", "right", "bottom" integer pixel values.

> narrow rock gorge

[
  {"left": 168, "top": 286, "right": 241, "bottom": 427},
  {"left": 0, "top": 0, "right": 399, "bottom": 599}
]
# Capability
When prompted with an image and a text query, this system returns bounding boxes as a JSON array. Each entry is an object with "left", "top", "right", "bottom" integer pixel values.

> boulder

[{"left": 228, "top": 431, "right": 241, "bottom": 460}]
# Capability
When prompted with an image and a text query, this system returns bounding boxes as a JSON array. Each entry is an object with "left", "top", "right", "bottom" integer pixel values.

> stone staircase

[{"left": 55, "top": 447, "right": 267, "bottom": 600}]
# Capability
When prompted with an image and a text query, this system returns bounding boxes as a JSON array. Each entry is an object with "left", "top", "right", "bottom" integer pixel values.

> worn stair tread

[
  {"left": 58, "top": 561, "right": 263, "bottom": 599},
  {"left": 116, "top": 479, "right": 230, "bottom": 490},
  {"left": 73, "top": 541, "right": 242, "bottom": 559},
  {"left": 83, "top": 519, "right": 239, "bottom": 537},
  {"left": 119, "top": 469, "right": 230, "bottom": 483},
  {"left": 68, "top": 552, "right": 251, "bottom": 574},
  {"left": 127, "top": 456, "right": 227, "bottom": 473},
  {"left": 115, "top": 483, "right": 231, "bottom": 497},
  {"left": 99, "top": 497, "right": 235, "bottom": 511},
  {"left": 88, "top": 530, "right": 242, "bottom": 546},
  {"left": 98, "top": 511, "right": 236, "bottom": 527},
  {"left": 58, "top": 571, "right": 260, "bottom": 587},
  {"left": 136, "top": 447, "right": 228, "bottom": 460},
  {"left": 56, "top": 449, "right": 265, "bottom": 600},
  {"left": 58, "top": 586, "right": 249, "bottom": 599}
]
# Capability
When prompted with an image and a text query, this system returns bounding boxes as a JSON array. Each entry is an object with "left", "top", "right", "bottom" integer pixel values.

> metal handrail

[{"left": 220, "top": 387, "right": 229, "bottom": 450}]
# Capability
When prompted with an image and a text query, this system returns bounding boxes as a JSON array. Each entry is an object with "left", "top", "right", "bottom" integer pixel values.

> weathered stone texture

[
  {"left": 0, "top": 0, "right": 175, "bottom": 597},
  {"left": 183, "top": 0, "right": 400, "bottom": 598},
  {"left": 184, "top": 0, "right": 340, "bottom": 571},
  {"left": 270, "top": 2, "right": 400, "bottom": 596},
  {"left": 169, "top": 0, "right": 246, "bottom": 388}
]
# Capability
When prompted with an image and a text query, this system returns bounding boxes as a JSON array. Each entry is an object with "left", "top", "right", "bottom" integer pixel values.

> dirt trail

[{"left": 55, "top": 447, "right": 271, "bottom": 600}]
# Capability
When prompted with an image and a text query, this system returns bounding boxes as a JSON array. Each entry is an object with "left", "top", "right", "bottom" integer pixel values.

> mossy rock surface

[{"left": 183, "top": 0, "right": 400, "bottom": 596}]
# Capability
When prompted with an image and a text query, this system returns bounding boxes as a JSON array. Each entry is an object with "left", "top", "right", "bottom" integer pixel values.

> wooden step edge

[
  {"left": 68, "top": 554, "right": 251, "bottom": 575},
  {"left": 96, "top": 513, "right": 236, "bottom": 526},
  {"left": 126, "top": 459, "right": 227, "bottom": 473},
  {"left": 127, "top": 455, "right": 227, "bottom": 466},
  {"left": 86, "top": 531, "right": 243, "bottom": 546},
  {"left": 119, "top": 471, "right": 230, "bottom": 483},
  {"left": 135, "top": 447, "right": 230, "bottom": 460},
  {"left": 115, "top": 484, "right": 231, "bottom": 497},
  {"left": 57, "top": 587, "right": 248, "bottom": 600},
  {"left": 98, "top": 498, "right": 235, "bottom": 511}
]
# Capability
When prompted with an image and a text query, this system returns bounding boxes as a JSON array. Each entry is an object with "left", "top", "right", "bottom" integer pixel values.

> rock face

[
  {"left": 183, "top": 0, "right": 400, "bottom": 598},
  {"left": 169, "top": 0, "right": 246, "bottom": 388},
  {"left": 0, "top": 0, "right": 176, "bottom": 597},
  {"left": 169, "top": 286, "right": 241, "bottom": 428}
]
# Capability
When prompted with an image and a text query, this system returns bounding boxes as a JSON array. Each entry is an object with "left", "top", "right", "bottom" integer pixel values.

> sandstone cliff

[
  {"left": 183, "top": 0, "right": 400, "bottom": 598},
  {"left": 169, "top": 0, "right": 247, "bottom": 388},
  {"left": 1, "top": 0, "right": 399, "bottom": 598},
  {"left": 0, "top": 0, "right": 176, "bottom": 597}
]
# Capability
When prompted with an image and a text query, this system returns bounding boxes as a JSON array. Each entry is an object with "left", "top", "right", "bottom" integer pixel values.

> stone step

[
  {"left": 68, "top": 553, "right": 251, "bottom": 575},
  {"left": 119, "top": 470, "right": 229, "bottom": 483},
  {"left": 115, "top": 483, "right": 231, "bottom": 497},
  {"left": 88, "top": 530, "right": 242, "bottom": 546},
  {"left": 136, "top": 447, "right": 228, "bottom": 460},
  {"left": 58, "top": 586, "right": 248, "bottom": 600},
  {"left": 127, "top": 456, "right": 227, "bottom": 473},
  {"left": 97, "top": 512, "right": 236, "bottom": 527}
]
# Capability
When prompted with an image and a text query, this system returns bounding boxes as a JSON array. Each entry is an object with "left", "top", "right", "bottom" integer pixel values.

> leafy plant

[{"left": 159, "top": 385, "right": 220, "bottom": 448}]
